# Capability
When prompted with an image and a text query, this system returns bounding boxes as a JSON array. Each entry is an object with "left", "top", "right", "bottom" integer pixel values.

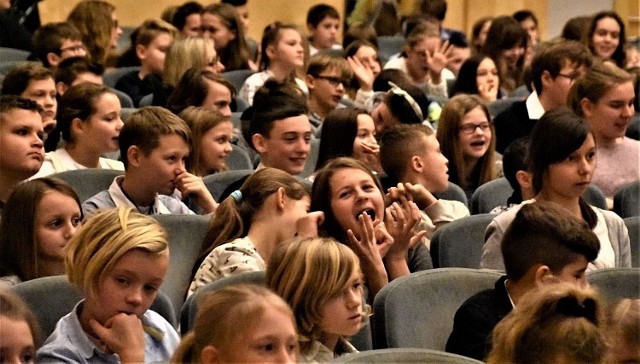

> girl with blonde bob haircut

[
  {"left": 267, "top": 237, "right": 369, "bottom": 361},
  {"left": 437, "top": 94, "right": 498, "bottom": 197},
  {"left": 163, "top": 37, "right": 219, "bottom": 89},
  {"left": 487, "top": 282, "right": 606, "bottom": 364},
  {"left": 171, "top": 285, "right": 299, "bottom": 363},
  {"left": 37, "top": 207, "right": 179, "bottom": 363}
]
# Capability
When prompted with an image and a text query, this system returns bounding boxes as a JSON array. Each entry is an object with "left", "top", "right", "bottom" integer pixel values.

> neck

[
  {"left": 535, "top": 192, "right": 582, "bottom": 220},
  {"left": 138, "top": 66, "right": 154, "bottom": 80},
  {"left": 537, "top": 91, "right": 559, "bottom": 112},
  {"left": 505, "top": 278, "right": 533, "bottom": 306},
  {"left": 246, "top": 219, "right": 281, "bottom": 265},
  {"left": 318, "top": 332, "right": 340, "bottom": 353},
  {"left": 121, "top": 174, "right": 156, "bottom": 207},
  {"left": 268, "top": 63, "right": 294, "bottom": 81},
  {"left": 594, "top": 133, "right": 622, "bottom": 149},
  {"left": 78, "top": 301, "right": 100, "bottom": 340},
  {"left": 405, "top": 62, "right": 427, "bottom": 85},
  {"left": 308, "top": 97, "right": 330, "bottom": 120},
  {"left": 37, "top": 257, "right": 65, "bottom": 277},
  {"left": 65, "top": 144, "right": 101, "bottom": 168}
]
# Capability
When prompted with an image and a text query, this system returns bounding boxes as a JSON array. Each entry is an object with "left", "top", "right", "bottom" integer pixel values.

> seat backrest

[
  {"left": 373, "top": 268, "right": 502, "bottom": 350},
  {"left": 12, "top": 275, "right": 176, "bottom": 340},
  {"left": 103, "top": 66, "right": 140, "bottom": 88},
  {"left": 486, "top": 97, "right": 520, "bottom": 118},
  {"left": 0, "top": 47, "right": 30, "bottom": 62},
  {"left": 50, "top": 169, "right": 123, "bottom": 203},
  {"left": 583, "top": 184, "right": 607, "bottom": 210},
  {"left": 336, "top": 348, "right": 483, "bottom": 363},
  {"left": 139, "top": 93, "right": 153, "bottom": 107},
  {"left": 624, "top": 217, "right": 640, "bottom": 268},
  {"left": 121, "top": 107, "right": 139, "bottom": 122},
  {"left": 434, "top": 182, "right": 468, "bottom": 207},
  {"left": 154, "top": 214, "right": 211, "bottom": 318},
  {"left": 471, "top": 177, "right": 513, "bottom": 214},
  {"left": 614, "top": 181, "right": 640, "bottom": 218},
  {"left": 299, "top": 138, "right": 320, "bottom": 178},
  {"left": 227, "top": 144, "right": 254, "bottom": 171},
  {"left": 0, "top": 60, "right": 23, "bottom": 75},
  {"left": 430, "top": 214, "right": 495, "bottom": 268},
  {"left": 587, "top": 268, "right": 640, "bottom": 305},
  {"left": 202, "top": 169, "right": 253, "bottom": 201},
  {"left": 109, "top": 87, "right": 134, "bottom": 108},
  {"left": 180, "top": 271, "right": 266, "bottom": 334},
  {"left": 233, "top": 95, "right": 250, "bottom": 112},
  {"left": 222, "top": 69, "right": 255, "bottom": 92},
  {"left": 376, "top": 35, "right": 404, "bottom": 63}
]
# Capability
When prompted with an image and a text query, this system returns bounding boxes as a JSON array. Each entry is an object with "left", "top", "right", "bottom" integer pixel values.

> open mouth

[
  {"left": 356, "top": 208, "right": 376, "bottom": 222},
  {"left": 470, "top": 140, "right": 486, "bottom": 147}
]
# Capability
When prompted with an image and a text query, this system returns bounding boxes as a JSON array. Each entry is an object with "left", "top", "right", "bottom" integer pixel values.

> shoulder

[
  {"left": 157, "top": 195, "right": 195, "bottom": 215},
  {"left": 493, "top": 100, "right": 527, "bottom": 123},
  {"left": 82, "top": 191, "right": 114, "bottom": 214},
  {"left": 142, "top": 310, "right": 180, "bottom": 351},
  {"left": 593, "top": 206, "right": 626, "bottom": 229},
  {"left": 98, "top": 158, "right": 125, "bottom": 171}
]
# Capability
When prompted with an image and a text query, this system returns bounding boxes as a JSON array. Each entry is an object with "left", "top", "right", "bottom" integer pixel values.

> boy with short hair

[
  {"left": 82, "top": 106, "right": 217, "bottom": 215},
  {"left": 489, "top": 136, "right": 534, "bottom": 214},
  {"left": 305, "top": 53, "right": 353, "bottom": 131},
  {"left": 54, "top": 56, "right": 105, "bottom": 96},
  {"left": 446, "top": 201, "right": 601, "bottom": 360},
  {"left": 380, "top": 124, "right": 469, "bottom": 247},
  {"left": 31, "top": 22, "right": 87, "bottom": 70},
  {"left": 115, "top": 19, "right": 178, "bottom": 107},
  {"left": 306, "top": 3, "right": 342, "bottom": 56},
  {"left": 0, "top": 95, "right": 44, "bottom": 210}
]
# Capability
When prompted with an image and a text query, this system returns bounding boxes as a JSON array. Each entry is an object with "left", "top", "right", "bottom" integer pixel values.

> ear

[
  {"left": 47, "top": 52, "right": 62, "bottom": 68},
  {"left": 306, "top": 23, "right": 315, "bottom": 35},
  {"left": 56, "top": 81, "right": 69, "bottom": 96},
  {"left": 540, "top": 70, "right": 553, "bottom": 89},
  {"left": 127, "top": 145, "right": 143, "bottom": 168},
  {"left": 305, "top": 74, "right": 315, "bottom": 89},
  {"left": 70, "top": 118, "right": 84, "bottom": 137},
  {"left": 265, "top": 44, "right": 277, "bottom": 60},
  {"left": 410, "top": 155, "right": 423, "bottom": 173},
  {"left": 135, "top": 44, "right": 147, "bottom": 60},
  {"left": 533, "top": 264, "right": 552, "bottom": 286},
  {"left": 275, "top": 186, "right": 287, "bottom": 211},
  {"left": 252, "top": 133, "right": 268, "bottom": 154},
  {"left": 515, "top": 170, "right": 533, "bottom": 191},
  {"left": 580, "top": 97, "right": 595, "bottom": 118},
  {"left": 200, "top": 345, "right": 219, "bottom": 364}
]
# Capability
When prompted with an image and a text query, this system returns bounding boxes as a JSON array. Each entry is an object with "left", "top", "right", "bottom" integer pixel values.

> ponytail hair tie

[
  {"left": 556, "top": 296, "right": 598, "bottom": 324},
  {"left": 230, "top": 190, "right": 243, "bottom": 203}
]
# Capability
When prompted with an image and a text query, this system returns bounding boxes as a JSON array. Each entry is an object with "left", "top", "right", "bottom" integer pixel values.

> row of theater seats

[{"left": 12, "top": 266, "right": 639, "bottom": 360}]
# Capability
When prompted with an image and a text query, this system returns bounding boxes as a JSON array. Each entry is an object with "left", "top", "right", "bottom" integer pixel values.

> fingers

[
  {"left": 408, "top": 230, "right": 427, "bottom": 249},
  {"left": 296, "top": 211, "right": 325, "bottom": 238}
]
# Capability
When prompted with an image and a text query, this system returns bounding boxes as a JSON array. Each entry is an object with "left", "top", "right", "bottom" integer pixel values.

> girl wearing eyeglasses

[{"left": 437, "top": 94, "right": 500, "bottom": 199}]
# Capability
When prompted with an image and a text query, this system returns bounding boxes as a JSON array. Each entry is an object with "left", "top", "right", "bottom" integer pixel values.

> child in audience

[
  {"left": 305, "top": 53, "right": 353, "bottom": 129},
  {"left": 179, "top": 106, "right": 233, "bottom": 177},
  {"left": 115, "top": 19, "right": 178, "bottom": 106},
  {"left": 486, "top": 283, "right": 606, "bottom": 364},
  {"left": 31, "top": 22, "right": 87, "bottom": 71},
  {"left": 380, "top": 124, "right": 470, "bottom": 248},
  {"left": 449, "top": 56, "right": 501, "bottom": 103},
  {"left": 583, "top": 11, "right": 627, "bottom": 68},
  {"left": 437, "top": 95, "right": 500, "bottom": 199},
  {"left": 0, "top": 290, "right": 41, "bottom": 363},
  {"left": 239, "top": 22, "right": 307, "bottom": 105},
  {"left": 171, "top": 285, "right": 298, "bottom": 363},
  {"left": 0, "top": 178, "right": 82, "bottom": 287},
  {"left": 482, "top": 16, "right": 528, "bottom": 96},
  {"left": 167, "top": 69, "right": 235, "bottom": 116},
  {"left": 447, "top": 201, "right": 601, "bottom": 360},
  {"left": 1, "top": 62, "right": 57, "bottom": 134},
  {"left": 568, "top": 63, "right": 638, "bottom": 206},
  {"left": 470, "top": 17, "right": 492, "bottom": 56},
  {"left": 311, "top": 157, "right": 431, "bottom": 297},
  {"left": 603, "top": 299, "right": 640, "bottom": 363},
  {"left": 490, "top": 137, "right": 534, "bottom": 214},
  {"left": 369, "top": 81, "right": 431, "bottom": 135},
  {"left": 36, "top": 207, "right": 179, "bottom": 362},
  {"left": 188, "top": 168, "right": 319, "bottom": 296},
  {"left": 82, "top": 107, "right": 218, "bottom": 215},
  {"left": 481, "top": 108, "right": 631, "bottom": 271},
  {"left": 306, "top": 3, "right": 342, "bottom": 56},
  {"left": 32, "top": 83, "right": 124, "bottom": 178},
  {"left": 170, "top": 1, "right": 203, "bottom": 38},
  {"left": 344, "top": 40, "right": 381, "bottom": 107},
  {"left": 0, "top": 96, "right": 44, "bottom": 210},
  {"left": 54, "top": 57, "right": 105, "bottom": 96},
  {"left": 201, "top": 2, "right": 256, "bottom": 71},
  {"left": 267, "top": 237, "right": 366, "bottom": 361},
  {"left": 66, "top": 0, "right": 123, "bottom": 67},
  {"left": 315, "top": 107, "right": 381, "bottom": 173}
]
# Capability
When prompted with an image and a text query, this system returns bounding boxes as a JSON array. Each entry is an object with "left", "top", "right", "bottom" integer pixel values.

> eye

[
  {"left": 48, "top": 219, "right": 62, "bottom": 228},
  {"left": 260, "top": 343, "right": 275, "bottom": 352},
  {"left": 21, "top": 348, "right": 35, "bottom": 363},
  {"left": 362, "top": 183, "right": 375, "bottom": 191},
  {"left": 586, "top": 151, "right": 596, "bottom": 160},
  {"left": 338, "top": 190, "right": 351, "bottom": 199},
  {"left": 16, "top": 127, "right": 29, "bottom": 136},
  {"left": 72, "top": 216, "right": 82, "bottom": 226},
  {"left": 144, "top": 284, "right": 158, "bottom": 294},
  {"left": 116, "top": 277, "right": 128, "bottom": 286}
]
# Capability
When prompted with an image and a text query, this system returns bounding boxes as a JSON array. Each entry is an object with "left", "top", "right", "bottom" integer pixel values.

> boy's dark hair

[
  {"left": 1, "top": 62, "right": 53, "bottom": 96},
  {"left": 561, "top": 16, "right": 592, "bottom": 41},
  {"left": 379, "top": 124, "right": 434, "bottom": 184},
  {"left": 171, "top": 1, "right": 203, "bottom": 31},
  {"left": 418, "top": 0, "right": 447, "bottom": 22},
  {"left": 221, "top": 0, "right": 247, "bottom": 6},
  {"left": 119, "top": 106, "right": 191, "bottom": 169},
  {"left": 531, "top": 40, "right": 592, "bottom": 95},
  {"left": 31, "top": 22, "right": 83, "bottom": 67},
  {"left": 501, "top": 201, "right": 600, "bottom": 281},
  {"left": 512, "top": 9, "right": 538, "bottom": 25},
  {"left": 502, "top": 137, "right": 530, "bottom": 204},
  {"left": 0, "top": 95, "right": 43, "bottom": 117},
  {"left": 167, "top": 68, "right": 235, "bottom": 115},
  {"left": 306, "top": 3, "right": 340, "bottom": 27},
  {"left": 54, "top": 56, "right": 105, "bottom": 86}
]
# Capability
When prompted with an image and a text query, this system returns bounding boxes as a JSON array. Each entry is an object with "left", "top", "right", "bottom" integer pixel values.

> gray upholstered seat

[
  {"left": 587, "top": 268, "right": 640, "bottom": 305},
  {"left": 624, "top": 217, "right": 640, "bottom": 268},
  {"left": 373, "top": 268, "right": 502, "bottom": 350},
  {"left": 430, "top": 214, "right": 495, "bottom": 268},
  {"left": 336, "top": 348, "right": 483, "bottom": 363},
  {"left": 49, "top": 169, "right": 123, "bottom": 203},
  {"left": 221, "top": 69, "right": 255, "bottom": 92},
  {"left": 471, "top": 177, "right": 512, "bottom": 214},
  {"left": 435, "top": 182, "right": 468, "bottom": 207},
  {"left": 202, "top": 169, "right": 253, "bottom": 201},
  {"left": 103, "top": 66, "right": 140, "bottom": 88},
  {"left": 614, "top": 180, "right": 640, "bottom": 218},
  {"left": 227, "top": 144, "right": 253, "bottom": 171}
]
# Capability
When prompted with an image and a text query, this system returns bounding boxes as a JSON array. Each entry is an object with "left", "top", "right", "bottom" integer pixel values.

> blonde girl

[
  {"left": 0, "top": 290, "right": 41, "bottom": 364},
  {"left": 188, "top": 168, "right": 320, "bottom": 296},
  {"left": 179, "top": 106, "right": 233, "bottom": 177},
  {"left": 239, "top": 22, "right": 308, "bottom": 105},
  {"left": 267, "top": 237, "right": 367, "bottom": 361},
  {"left": 36, "top": 207, "right": 179, "bottom": 362},
  {"left": 171, "top": 285, "right": 298, "bottom": 363}
]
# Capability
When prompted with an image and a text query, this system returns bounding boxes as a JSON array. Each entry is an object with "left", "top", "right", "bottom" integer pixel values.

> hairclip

[
  {"left": 387, "top": 81, "right": 424, "bottom": 122},
  {"left": 556, "top": 296, "right": 597, "bottom": 324},
  {"left": 230, "top": 190, "right": 243, "bottom": 203}
]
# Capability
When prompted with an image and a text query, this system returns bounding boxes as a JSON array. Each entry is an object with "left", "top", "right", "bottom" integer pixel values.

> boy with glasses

[{"left": 31, "top": 22, "right": 87, "bottom": 71}]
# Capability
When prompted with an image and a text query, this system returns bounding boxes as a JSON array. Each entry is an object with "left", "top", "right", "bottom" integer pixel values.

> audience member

[
  {"left": 171, "top": 1, "right": 203, "bottom": 38},
  {"left": 369, "top": 81, "right": 431, "bottom": 135},
  {"left": 380, "top": 124, "right": 470, "bottom": 248},
  {"left": 583, "top": 11, "right": 627, "bottom": 68},
  {"left": 0, "top": 96, "right": 44, "bottom": 210},
  {"left": 469, "top": 16, "right": 492, "bottom": 56},
  {"left": 490, "top": 137, "right": 534, "bottom": 213},
  {"left": 167, "top": 69, "right": 234, "bottom": 116},
  {"left": 482, "top": 16, "right": 528, "bottom": 95},
  {"left": 449, "top": 56, "right": 501, "bottom": 103},
  {"left": 445, "top": 32, "right": 471, "bottom": 76},
  {"left": 561, "top": 15, "right": 592, "bottom": 41},
  {"left": 54, "top": 57, "right": 105, "bottom": 96},
  {"left": 482, "top": 108, "right": 631, "bottom": 271},
  {"left": 82, "top": 107, "right": 217, "bottom": 215},
  {"left": 448, "top": 201, "right": 600, "bottom": 360},
  {"left": 342, "top": 22, "right": 377, "bottom": 50},
  {"left": 513, "top": 9, "right": 539, "bottom": 65},
  {"left": 569, "top": 62, "right": 638, "bottom": 204},
  {"left": 188, "top": 168, "right": 316, "bottom": 296},
  {"left": 36, "top": 207, "right": 179, "bottom": 362},
  {"left": 603, "top": 299, "right": 640, "bottom": 363},
  {"left": 32, "top": 83, "right": 124, "bottom": 178},
  {"left": 305, "top": 53, "right": 352, "bottom": 129},
  {"left": 30, "top": 22, "right": 87, "bottom": 71},
  {"left": 306, "top": 3, "right": 342, "bottom": 56},
  {"left": 437, "top": 95, "right": 500, "bottom": 198},
  {"left": 0, "top": 290, "right": 41, "bottom": 362},
  {"left": 0, "top": 178, "right": 82, "bottom": 287},
  {"left": 493, "top": 40, "right": 592, "bottom": 153},
  {"left": 344, "top": 40, "right": 382, "bottom": 107},
  {"left": 171, "top": 285, "right": 299, "bottom": 363}
]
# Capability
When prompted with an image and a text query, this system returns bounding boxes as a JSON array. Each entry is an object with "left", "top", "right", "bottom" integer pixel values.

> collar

[
  {"left": 503, "top": 278, "right": 516, "bottom": 309},
  {"left": 525, "top": 91, "right": 545, "bottom": 120},
  {"left": 69, "top": 302, "right": 117, "bottom": 362},
  {"left": 108, "top": 176, "right": 172, "bottom": 215}
]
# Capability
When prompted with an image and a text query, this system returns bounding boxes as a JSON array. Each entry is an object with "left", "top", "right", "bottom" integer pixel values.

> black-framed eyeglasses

[
  {"left": 459, "top": 122, "right": 492, "bottom": 134},
  {"left": 313, "top": 75, "right": 348, "bottom": 86},
  {"left": 557, "top": 72, "right": 581, "bottom": 82}
]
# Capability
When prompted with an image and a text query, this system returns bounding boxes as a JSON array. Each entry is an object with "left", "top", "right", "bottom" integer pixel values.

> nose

[
  {"left": 32, "top": 133, "right": 44, "bottom": 148},
  {"left": 336, "top": 82, "right": 345, "bottom": 92},
  {"left": 276, "top": 347, "right": 296, "bottom": 364},
  {"left": 176, "top": 159, "right": 186, "bottom": 174},
  {"left": 345, "top": 288, "right": 361, "bottom": 308},
  {"left": 116, "top": 116, "right": 124, "bottom": 131},
  {"left": 578, "top": 157, "right": 592, "bottom": 175},
  {"left": 622, "top": 104, "right": 633, "bottom": 117},
  {"left": 126, "top": 287, "right": 143, "bottom": 306},
  {"left": 64, "top": 221, "right": 78, "bottom": 239}
]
